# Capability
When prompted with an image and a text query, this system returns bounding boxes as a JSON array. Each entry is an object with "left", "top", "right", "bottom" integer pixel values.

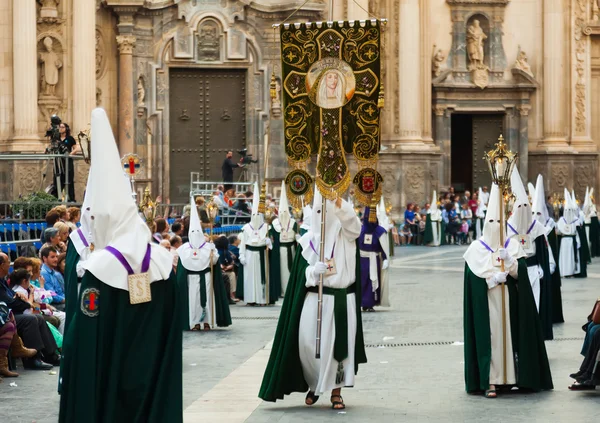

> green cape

[
  {"left": 258, "top": 242, "right": 367, "bottom": 402},
  {"left": 424, "top": 214, "right": 444, "bottom": 245},
  {"left": 575, "top": 225, "right": 590, "bottom": 278},
  {"left": 533, "top": 235, "right": 553, "bottom": 340},
  {"left": 176, "top": 259, "right": 232, "bottom": 329},
  {"left": 59, "top": 271, "right": 182, "bottom": 423},
  {"left": 235, "top": 264, "right": 244, "bottom": 301},
  {"left": 590, "top": 216, "right": 600, "bottom": 258},
  {"left": 547, "top": 230, "right": 564, "bottom": 323},
  {"left": 64, "top": 243, "right": 81, "bottom": 334},
  {"left": 463, "top": 258, "right": 553, "bottom": 393}
]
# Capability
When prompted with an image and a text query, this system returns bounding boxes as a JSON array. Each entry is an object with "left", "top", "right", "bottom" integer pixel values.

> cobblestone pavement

[{"left": 2, "top": 245, "right": 600, "bottom": 422}]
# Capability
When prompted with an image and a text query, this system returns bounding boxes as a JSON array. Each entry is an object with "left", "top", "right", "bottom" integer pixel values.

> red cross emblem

[
  {"left": 327, "top": 263, "right": 334, "bottom": 271},
  {"left": 81, "top": 288, "right": 100, "bottom": 317},
  {"left": 193, "top": 251, "right": 197, "bottom": 256},
  {"left": 520, "top": 238, "right": 526, "bottom": 245},
  {"left": 496, "top": 257, "right": 502, "bottom": 263}
]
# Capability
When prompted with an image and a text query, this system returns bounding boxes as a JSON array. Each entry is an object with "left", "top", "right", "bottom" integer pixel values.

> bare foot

[
  {"left": 330, "top": 388, "right": 345, "bottom": 410},
  {"left": 203, "top": 323, "right": 211, "bottom": 331}
]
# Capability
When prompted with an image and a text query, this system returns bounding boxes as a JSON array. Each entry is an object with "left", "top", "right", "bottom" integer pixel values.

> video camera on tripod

[
  {"left": 238, "top": 148, "right": 258, "bottom": 166},
  {"left": 45, "top": 114, "right": 67, "bottom": 155}
]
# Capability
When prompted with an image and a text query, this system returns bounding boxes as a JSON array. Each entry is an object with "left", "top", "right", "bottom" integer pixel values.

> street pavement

[{"left": 1, "top": 245, "right": 600, "bottom": 422}]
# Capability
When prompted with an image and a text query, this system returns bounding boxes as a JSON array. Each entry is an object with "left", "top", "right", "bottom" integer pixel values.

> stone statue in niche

[
  {"left": 39, "top": 37, "right": 62, "bottom": 97},
  {"left": 513, "top": 46, "right": 533, "bottom": 78},
  {"left": 432, "top": 45, "right": 446, "bottom": 77},
  {"left": 197, "top": 21, "right": 220, "bottom": 61},
  {"left": 137, "top": 76, "right": 146, "bottom": 107},
  {"left": 38, "top": 0, "right": 60, "bottom": 19},
  {"left": 466, "top": 20, "right": 487, "bottom": 70}
]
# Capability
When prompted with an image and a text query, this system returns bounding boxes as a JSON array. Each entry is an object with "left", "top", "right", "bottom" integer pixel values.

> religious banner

[{"left": 279, "top": 20, "right": 384, "bottom": 207}]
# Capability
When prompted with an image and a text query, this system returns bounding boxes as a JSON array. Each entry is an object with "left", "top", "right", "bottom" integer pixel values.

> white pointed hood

[
  {"left": 429, "top": 190, "right": 442, "bottom": 221},
  {"left": 301, "top": 204, "right": 312, "bottom": 230},
  {"left": 475, "top": 187, "right": 486, "bottom": 218},
  {"left": 563, "top": 188, "right": 579, "bottom": 223},
  {"left": 275, "top": 180, "right": 293, "bottom": 232},
  {"left": 83, "top": 108, "right": 172, "bottom": 289},
  {"left": 532, "top": 174, "right": 550, "bottom": 225},
  {"left": 69, "top": 172, "right": 93, "bottom": 256},
  {"left": 507, "top": 166, "right": 545, "bottom": 240},
  {"left": 527, "top": 182, "right": 536, "bottom": 204},
  {"left": 583, "top": 186, "right": 591, "bottom": 219},
  {"left": 250, "top": 181, "right": 263, "bottom": 229},
  {"left": 376, "top": 196, "right": 390, "bottom": 230},
  {"left": 299, "top": 188, "right": 340, "bottom": 266},
  {"left": 464, "top": 183, "right": 523, "bottom": 278},
  {"left": 177, "top": 195, "right": 214, "bottom": 271}
]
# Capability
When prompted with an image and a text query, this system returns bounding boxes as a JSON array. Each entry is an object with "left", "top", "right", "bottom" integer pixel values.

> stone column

[
  {"left": 0, "top": 0, "right": 13, "bottom": 140},
  {"left": 518, "top": 106, "right": 530, "bottom": 180},
  {"left": 347, "top": 0, "right": 369, "bottom": 20},
  {"left": 421, "top": 3, "right": 432, "bottom": 143},
  {"left": 542, "top": 0, "right": 567, "bottom": 146},
  {"left": 72, "top": 0, "right": 96, "bottom": 134},
  {"left": 116, "top": 35, "right": 136, "bottom": 154},
  {"left": 398, "top": 0, "right": 422, "bottom": 145},
  {"left": 434, "top": 106, "right": 451, "bottom": 186},
  {"left": 12, "top": 0, "right": 39, "bottom": 148}
]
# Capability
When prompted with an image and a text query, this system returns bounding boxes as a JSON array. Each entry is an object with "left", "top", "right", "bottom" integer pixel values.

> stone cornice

[{"left": 446, "top": 0, "right": 509, "bottom": 5}]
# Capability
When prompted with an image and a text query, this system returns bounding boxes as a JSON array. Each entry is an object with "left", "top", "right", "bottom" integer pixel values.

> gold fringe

[
  {"left": 377, "top": 82, "right": 385, "bottom": 109},
  {"left": 270, "top": 72, "right": 277, "bottom": 102}
]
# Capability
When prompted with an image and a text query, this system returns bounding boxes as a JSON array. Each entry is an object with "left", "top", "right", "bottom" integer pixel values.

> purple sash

[
  {"left": 76, "top": 229, "right": 89, "bottom": 247},
  {"left": 106, "top": 244, "right": 151, "bottom": 275}
]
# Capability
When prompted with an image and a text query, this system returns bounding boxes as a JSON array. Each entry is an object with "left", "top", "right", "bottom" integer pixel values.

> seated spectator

[
  {"left": 66, "top": 206, "right": 80, "bottom": 232},
  {"left": 195, "top": 197, "right": 211, "bottom": 227},
  {"left": 0, "top": 252, "right": 58, "bottom": 369},
  {"left": 53, "top": 205, "right": 69, "bottom": 223},
  {"left": 232, "top": 194, "right": 251, "bottom": 223},
  {"left": 399, "top": 223, "right": 413, "bottom": 246},
  {"left": 40, "top": 246, "right": 66, "bottom": 311},
  {"left": 418, "top": 213, "right": 427, "bottom": 245},
  {"left": 224, "top": 189, "right": 236, "bottom": 208},
  {"left": 57, "top": 252, "right": 67, "bottom": 276},
  {"left": 169, "top": 221, "right": 184, "bottom": 238},
  {"left": 170, "top": 236, "right": 182, "bottom": 271},
  {"left": 53, "top": 221, "right": 70, "bottom": 251},
  {"left": 569, "top": 324, "right": 600, "bottom": 390},
  {"left": 391, "top": 220, "right": 400, "bottom": 246},
  {"left": 42, "top": 227, "right": 64, "bottom": 253}
]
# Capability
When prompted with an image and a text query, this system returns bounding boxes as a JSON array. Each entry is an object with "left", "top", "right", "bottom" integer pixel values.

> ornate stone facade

[{"left": 0, "top": 0, "right": 597, "bottom": 213}]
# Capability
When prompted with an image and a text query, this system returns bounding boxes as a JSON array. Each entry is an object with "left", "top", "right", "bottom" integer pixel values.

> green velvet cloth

[
  {"left": 175, "top": 260, "right": 232, "bottom": 329},
  {"left": 258, "top": 243, "right": 367, "bottom": 402},
  {"left": 423, "top": 214, "right": 433, "bottom": 245},
  {"left": 532, "top": 235, "right": 553, "bottom": 341},
  {"left": 575, "top": 225, "right": 590, "bottom": 278},
  {"left": 64, "top": 243, "right": 81, "bottom": 335},
  {"left": 590, "top": 216, "right": 600, "bottom": 258},
  {"left": 463, "top": 259, "right": 553, "bottom": 393},
  {"left": 59, "top": 271, "right": 182, "bottom": 423},
  {"left": 547, "top": 230, "right": 564, "bottom": 324}
]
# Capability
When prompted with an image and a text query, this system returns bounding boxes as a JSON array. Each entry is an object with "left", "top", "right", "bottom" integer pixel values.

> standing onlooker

[
  {"left": 66, "top": 207, "right": 80, "bottom": 232},
  {"left": 480, "top": 186, "right": 490, "bottom": 206},
  {"left": 216, "top": 236, "right": 237, "bottom": 304},
  {"left": 49, "top": 122, "right": 79, "bottom": 202},
  {"left": 460, "top": 203, "right": 473, "bottom": 244},
  {"left": 221, "top": 151, "right": 241, "bottom": 191},
  {"left": 391, "top": 220, "right": 400, "bottom": 246},
  {"left": 468, "top": 193, "right": 479, "bottom": 217},
  {"left": 170, "top": 236, "right": 182, "bottom": 271},
  {"left": 404, "top": 203, "right": 418, "bottom": 245},
  {"left": 53, "top": 221, "right": 70, "bottom": 253},
  {"left": 460, "top": 190, "right": 471, "bottom": 206}
]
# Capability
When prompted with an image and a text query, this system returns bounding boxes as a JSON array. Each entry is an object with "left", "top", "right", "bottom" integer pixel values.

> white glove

[
  {"left": 537, "top": 266, "right": 544, "bottom": 278},
  {"left": 382, "top": 259, "right": 389, "bottom": 270},
  {"left": 76, "top": 260, "right": 86, "bottom": 278},
  {"left": 498, "top": 248, "right": 515, "bottom": 266},
  {"left": 239, "top": 254, "right": 246, "bottom": 266},
  {"left": 265, "top": 238, "right": 273, "bottom": 249},
  {"left": 550, "top": 262, "right": 556, "bottom": 275},
  {"left": 313, "top": 261, "right": 328, "bottom": 275},
  {"left": 487, "top": 271, "right": 508, "bottom": 289}
]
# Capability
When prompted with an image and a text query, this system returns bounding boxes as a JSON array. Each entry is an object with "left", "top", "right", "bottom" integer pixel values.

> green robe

[
  {"left": 463, "top": 259, "right": 553, "bottom": 393},
  {"left": 532, "top": 235, "right": 553, "bottom": 341},
  {"left": 268, "top": 223, "right": 299, "bottom": 303},
  {"left": 575, "top": 225, "right": 590, "bottom": 278},
  {"left": 590, "top": 216, "right": 600, "bottom": 258},
  {"left": 235, "top": 264, "right": 244, "bottom": 301},
  {"left": 64, "top": 243, "right": 81, "bottom": 334},
  {"left": 547, "top": 230, "right": 564, "bottom": 324},
  {"left": 388, "top": 230, "right": 394, "bottom": 257},
  {"left": 424, "top": 214, "right": 443, "bottom": 245},
  {"left": 258, "top": 243, "right": 367, "bottom": 402},
  {"left": 59, "top": 272, "right": 182, "bottom": 423},
  {"left": 176, "top": 259, "right": 232, "bottom": 329}
]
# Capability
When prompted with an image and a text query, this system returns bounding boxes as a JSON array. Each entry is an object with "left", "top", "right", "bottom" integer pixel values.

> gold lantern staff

[
  {"left": 139, "top": 187, "right": 157, "bottom": 231},
  {"left": 483, "top": 134, "right": 518, "bottom": 386},
  {"left": 206, "top": 199, "right": 219, "bottom": 328}
]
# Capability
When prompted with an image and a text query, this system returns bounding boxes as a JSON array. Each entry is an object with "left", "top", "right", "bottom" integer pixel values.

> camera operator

[
  {"left": 221, "top": 150, "right": 241, "bottom": 191},
  {"left": 47, "top": 119, "right": 79, "bottom": 202}
]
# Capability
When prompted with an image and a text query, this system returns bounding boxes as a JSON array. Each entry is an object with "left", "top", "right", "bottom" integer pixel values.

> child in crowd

[
  {"left": 391, "top": 220, "right": 400, "bottom": 246},
  {"left": 399, "top": 223, "right": 413, "bottom": 246}
]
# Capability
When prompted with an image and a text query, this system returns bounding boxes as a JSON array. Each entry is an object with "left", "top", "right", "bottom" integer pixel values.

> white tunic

[
  {"left": 239, "top": 222, "right": 270, "bottom": 304},
  {"left": 298, "top": 201, "right": 361, "bottom": 395},
  {"left": 272, "top": 217, "right": 297, "bottom": 296},
  {"left": 557, "top": 217, "right": 581, "bottom": 277}
]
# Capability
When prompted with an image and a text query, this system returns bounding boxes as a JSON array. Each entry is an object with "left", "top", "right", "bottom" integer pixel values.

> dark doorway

[
  {"left": 451, "top": 114, "right": 473, "bottom": 192},
  {"left": 169, "top": 68, "right": 247, "bottom": 203},
  {"left": 451, "top": 113, "right": 504, "bottom": 192}
]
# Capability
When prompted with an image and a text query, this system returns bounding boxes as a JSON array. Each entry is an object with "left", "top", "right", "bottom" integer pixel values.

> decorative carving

[
  {"left": 38, "top": 0, "right": 60, "bottom": 19},
  {"left": 197, "top": 20, "right": 220, "bottom": 61},
  {"left": 575, "top": 163, "right": 592, "bottom": 199},
  {"left": 96, "top": 87, "right": 102, "bottom": 106},
  {"left": 137, "top": 75, "right": 146, "bottom": 107},
  {"left": 272, "top": 77, "right": 282, "bottom": 118},
  {"left": 96, "top": 30, "right": 106, "bottom": 79},
  {"left": 574, "top": 0, "right": 587, "bottom": 134},
  {"left": 513, "top": 46, "right": 533, "bottom": 77},
  {"left": 432, "top": 45, "right": 446, "bottom": 77},
  {"left": 433, "top": 106, "right": 447, "bottom": 116},
  {"left": 39, "top": 36, "right": 62, "bottom": 97},
  {"left": 18, "top": 164, "right": 40, "bottom": 194},
  {"left": 404, "top": 164, "right": 426, "bottom": 203},
  {"left": 551, "top": 163, "right": 569, "bottom": 190},
  {"left": 116, "top": 35, "right": 136, "bottom": 55},
  {"left": 517, "top": 105, "right": 530, "bottom": 117}
]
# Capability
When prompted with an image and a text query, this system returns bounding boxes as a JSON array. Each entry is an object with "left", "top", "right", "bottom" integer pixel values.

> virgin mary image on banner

[
  {"left": 307, "top": 58, "right": 356, "bottom": 109},
  {"left": 318, "top": 69, "right": 345, "bottom": 109}
]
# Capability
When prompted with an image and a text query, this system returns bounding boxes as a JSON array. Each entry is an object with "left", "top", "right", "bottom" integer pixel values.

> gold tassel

[
  {"left": 377, "top": 82, "right": 385, "bottom": 109},
  {"left": 258, "top": 183, "right": 267, "bottom": 214},
  {"left": 270, "top": 72, "right": 277, "bottom": 102},
  {"left": 368, "top": 198, "right": 378, "bottom": 223}
]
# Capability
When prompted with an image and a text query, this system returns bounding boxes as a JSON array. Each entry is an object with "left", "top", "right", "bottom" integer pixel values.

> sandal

[
  {"left": 330, "top": 394, "right": 345, "bottom": 410},
  {"left": 484, "top": 389, "right": 497, "bottom": 398},
  {"left": 568, "top": 382, "right": 596, "bottom": 391},
  {"left": 203, "top": 323, "right": 211, "bottom": 331},
  {"left": 191, "top": 324, "right": 201, "bottom": 331},
  {"left": 305, "top": 391, "right": 319, "bottom": 406}
]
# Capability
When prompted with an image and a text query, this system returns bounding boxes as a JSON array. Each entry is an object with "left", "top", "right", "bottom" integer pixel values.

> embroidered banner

[{"left": 280, "top": 20, "right": 384, "bottom": 206}]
